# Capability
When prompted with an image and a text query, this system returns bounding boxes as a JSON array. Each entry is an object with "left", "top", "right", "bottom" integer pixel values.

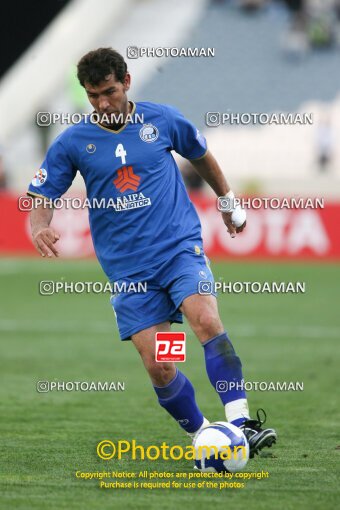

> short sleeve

[
  {"left": 27, "top": 137, "right": 77, "bottom": 200},
  {"left": 163, "top": 104, "right": 207, "bottom": 160}
]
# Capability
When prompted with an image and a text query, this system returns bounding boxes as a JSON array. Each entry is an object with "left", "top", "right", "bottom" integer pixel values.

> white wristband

[
  {"left": 231, "top": 205, "right": 246, "bottom": 228},
  {"left": 217, "top": 190, "right": 246, "bottom": 228}
]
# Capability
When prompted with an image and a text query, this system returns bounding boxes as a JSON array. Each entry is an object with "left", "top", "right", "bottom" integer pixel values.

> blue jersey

[{"left": 28, "top": 102, "right": 208, "bottom": 281}]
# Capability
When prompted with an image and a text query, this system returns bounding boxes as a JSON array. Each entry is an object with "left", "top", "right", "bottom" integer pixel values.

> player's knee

[
  {"left": 196, "top": 310, "right": 223, "bottom": 337},
  {"left": 144, "top": 358, "right": 176, "bottom": 386}
]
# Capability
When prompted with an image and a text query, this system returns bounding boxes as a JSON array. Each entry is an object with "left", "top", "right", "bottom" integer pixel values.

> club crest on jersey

[
  {"left": 32, "top": 168, "right": 47, "bottom": 186},
  {"left": 139, "top": 124, "right": 159, "bottom": 143},
  {"left": 86, "top": 143, "right": 96, "bottom": 153}
]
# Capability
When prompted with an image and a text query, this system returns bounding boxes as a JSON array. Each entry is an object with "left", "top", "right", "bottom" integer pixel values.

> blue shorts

[{"left": 110, "top": 251, "right": 215, "bottom": 340}]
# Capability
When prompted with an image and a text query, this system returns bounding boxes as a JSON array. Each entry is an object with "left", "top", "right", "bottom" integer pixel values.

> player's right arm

[
  {"left": 30, "top": 202, "right": 59, "bottom": 257},
  {"left": 27, "top": 134, "right": 78, "bottom": 258}
]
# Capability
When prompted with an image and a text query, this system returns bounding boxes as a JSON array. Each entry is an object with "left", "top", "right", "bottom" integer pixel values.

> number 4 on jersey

[{"left": 115, "top": 143, "right": 127, "bottom": 164}]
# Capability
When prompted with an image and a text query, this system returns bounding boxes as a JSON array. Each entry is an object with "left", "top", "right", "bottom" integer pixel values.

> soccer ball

[{"left": 193, "top": 421, "right": 249, "bottom": 473}]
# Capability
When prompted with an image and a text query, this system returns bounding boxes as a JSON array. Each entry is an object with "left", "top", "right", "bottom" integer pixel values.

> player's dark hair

[{"left": 77, "top": 48, "right": 128, "bottom": 87}]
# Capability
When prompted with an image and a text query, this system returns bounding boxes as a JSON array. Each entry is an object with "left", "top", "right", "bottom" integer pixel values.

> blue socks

[
  {"left": 153, "top": 333, "right": 250, "bottom": 432},
  {"left": 203, "top": 332, "right": 250, "bottom": 426},
  {"left": 153, "top": 369, "right": 204, "bottom": 433}
]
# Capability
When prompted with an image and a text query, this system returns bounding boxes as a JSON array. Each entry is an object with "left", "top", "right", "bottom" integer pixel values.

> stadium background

[{"left": 0, "top": 1, "right": 339, "bottom": 509}]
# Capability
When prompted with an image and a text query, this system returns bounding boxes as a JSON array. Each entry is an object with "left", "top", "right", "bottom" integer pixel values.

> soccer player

[{"left": 27, "top": 48, "right": 276, "bottom": 458}]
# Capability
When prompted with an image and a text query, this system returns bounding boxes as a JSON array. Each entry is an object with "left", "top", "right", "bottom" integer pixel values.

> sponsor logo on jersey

[
  {"left": 139, "top": 123, "right": 159, "bottom": 143},
  {"left": 32, "top": 168, "right": 47, "bottom": 186},
  {"left": 86, "top": 143, "right": 96, "bottom": 153},
  {"left": 112, "top": 192, "right": 152, "bottom": 212},
  {"left": 112, "top": 166, "right": 151, "bottom": 211},
  {"left": 113, "top": 166, "right": 141, "bottom": 193}
]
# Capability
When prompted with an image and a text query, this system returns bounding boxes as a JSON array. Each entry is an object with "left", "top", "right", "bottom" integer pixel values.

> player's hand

[
  {"left": 221, "top": 211, "right": 246, "bottom": 238},
  {"left": 32, "top": 226, "right": 60, "bottom": 257}
]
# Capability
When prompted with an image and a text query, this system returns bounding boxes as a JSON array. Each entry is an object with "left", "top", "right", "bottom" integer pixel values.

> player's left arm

[
  {"left": 162, "top": 104, "right": 245, "bottom": 238},
  {"left": 190, "top": 150, "right": 246, "bottom": 238}
]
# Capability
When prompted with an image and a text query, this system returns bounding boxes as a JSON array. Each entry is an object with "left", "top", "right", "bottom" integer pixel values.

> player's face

[{"left": 84, "top": 73, "right": 131, "bottom": 122}]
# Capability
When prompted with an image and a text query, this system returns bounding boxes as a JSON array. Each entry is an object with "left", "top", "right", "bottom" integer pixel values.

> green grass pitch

[{"left": 0, "top": 258, "right": 339, "bottom": 510}]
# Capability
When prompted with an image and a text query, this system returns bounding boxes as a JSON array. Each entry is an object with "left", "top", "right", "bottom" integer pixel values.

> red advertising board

[{"left": 1, "top": 192, "right": 339, "bottom": 260}]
